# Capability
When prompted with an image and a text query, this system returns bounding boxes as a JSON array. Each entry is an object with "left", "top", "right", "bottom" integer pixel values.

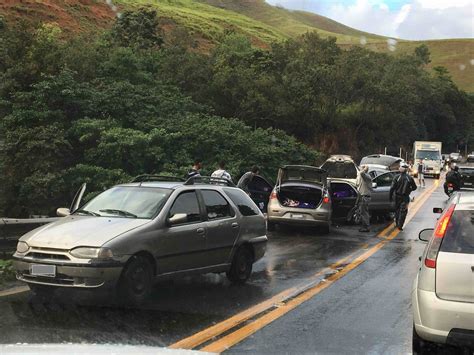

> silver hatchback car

[
  {"left": 412, "top": 192, "right": 474, "bottom": 353},
  {"left": 267, "top": 165, "right": 331, "bottom": 232},
  {"left": 13, "top": 176, "right": 267, "bottom": 304}
]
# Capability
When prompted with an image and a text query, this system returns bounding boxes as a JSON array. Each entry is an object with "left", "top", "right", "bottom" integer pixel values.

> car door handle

[
  {"left": 196, "top": 228, "right": 206, "bottom": 236},
  {"left": 232, "top": 222, "right": 239, "bottom": 229}
]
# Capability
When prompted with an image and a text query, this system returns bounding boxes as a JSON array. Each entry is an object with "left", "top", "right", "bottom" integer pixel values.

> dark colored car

[{"left": 459, "top": 165, "right": 474, "bottom": 189}]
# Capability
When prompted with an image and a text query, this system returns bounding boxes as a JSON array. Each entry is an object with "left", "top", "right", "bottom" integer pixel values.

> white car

[{"left": 412, "top": 192, "right": 474, "bottom": 354}]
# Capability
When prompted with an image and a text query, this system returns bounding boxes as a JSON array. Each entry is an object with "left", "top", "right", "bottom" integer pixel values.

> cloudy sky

[{"left": 266, "top": 0, "right": 473, "bottom": 40}]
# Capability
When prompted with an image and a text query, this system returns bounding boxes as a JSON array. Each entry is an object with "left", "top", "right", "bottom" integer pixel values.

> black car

[{"left": 459, "top": 165, "right": 474, "bottom": 189}]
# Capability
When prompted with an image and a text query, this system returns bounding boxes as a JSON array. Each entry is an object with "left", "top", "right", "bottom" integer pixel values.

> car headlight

[
  {"left": 70, "top": 247, "right": 114, "bottom": 259},
  {"left": 16, "top": 241, "right": 30, "bottom": 253}
]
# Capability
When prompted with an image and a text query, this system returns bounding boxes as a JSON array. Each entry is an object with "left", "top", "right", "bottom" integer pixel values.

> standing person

[
  {"left": 357, "top": 165, "right": 373, "bottom": 233},
  {"left": 417, "top": 159, "right": 425, "bottom": 188},
  {"left": 211, "top": 160, "right": 232, "bottom": 182},
  {"left": 390, "top": 163, "right": 418, "bottom": 231},
  {"left": 186, "top": 159, "right": 202, "bottom": 179},
  {"left": 237, "top": 165, "right": 260, "bottom": 195}
]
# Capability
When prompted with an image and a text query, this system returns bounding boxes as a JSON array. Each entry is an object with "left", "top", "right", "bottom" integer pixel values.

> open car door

[
  {"left": 329, "top": 179, "right": 359, "bottom": 220},
  {"left": 248, "top": 175, "right": 274, "bottom": 212}
]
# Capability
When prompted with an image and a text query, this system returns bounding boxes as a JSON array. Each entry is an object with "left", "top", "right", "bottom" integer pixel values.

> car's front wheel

[
  {"left": 29, "top": 284, "right": 57, "bottom": 299},
  {"left": 118, "top": 255, "right": 153, "bottom": 305},
  {"left": 227, "top": 246, "right": 253, "bottom": 284}
]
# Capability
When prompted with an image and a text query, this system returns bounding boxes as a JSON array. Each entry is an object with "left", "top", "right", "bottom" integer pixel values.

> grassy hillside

[{"left": 0, "top": 0, "right": 472, "bottom": 91}]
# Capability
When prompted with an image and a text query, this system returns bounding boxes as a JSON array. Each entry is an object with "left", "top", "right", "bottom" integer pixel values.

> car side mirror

[
  {"left": 57, "top": 207, "right": 71, "bottom": 217},
  {"left": 168, "top": 213, "right": 188, "bottom": 226},
  {"left": 433, "top": 207, "right": 443, "bottom": 214},
  {"left": 372, "top": 182, "right": 377, "bottom": 189},
  {"left": 419, "top": 228, "right": 434, "bottom": 242}
]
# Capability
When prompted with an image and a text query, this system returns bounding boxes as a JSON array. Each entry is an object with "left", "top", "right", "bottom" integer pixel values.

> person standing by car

[
  {"left": 417, "top": 159, "right": 425, "bottom": 188},
  {"left": 390, "top": 163, "right": 417, "bottom": 231},
  {"left": 186, "top": 159, "right": 202, "bottom": 179},
  {"left": 211, "top": 160, "right": 233, "bottom": 182},
  {"left": 237, "top": 165, "right": 260, "bottom": 195},
  {"left": 357, "top": 165, "right": 373, "bottom": 233}
]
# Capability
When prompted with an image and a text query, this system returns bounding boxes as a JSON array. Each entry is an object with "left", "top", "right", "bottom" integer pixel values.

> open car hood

[{"left": 278, "top": 165, "right": 327, "bottom": 186}]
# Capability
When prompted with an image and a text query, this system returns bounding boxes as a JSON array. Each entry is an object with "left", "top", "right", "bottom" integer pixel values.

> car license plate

[
  {"left": 30, "top": 264, "right": 56, "bottom": 277},
  {"left": 291, "top": 214, "right": 304, "bottom": 219}
]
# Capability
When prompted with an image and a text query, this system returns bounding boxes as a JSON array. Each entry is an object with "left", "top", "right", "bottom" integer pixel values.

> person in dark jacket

[
  {"left": 237, "top": 165, "right": 260, "bottom": 195},
  {"left": 444, "top": 165, "right": 462, "bottom": 195},
  {"left": 186, "top": 159, "right": 202, "bottom": 179},
  {"left": 390, "top": 163, "right": 417, "bottom": 231}
]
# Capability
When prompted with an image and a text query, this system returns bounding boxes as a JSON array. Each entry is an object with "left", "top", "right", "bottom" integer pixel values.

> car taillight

[
  {"left": 424, "top": 204, "right": 455, "bottom": 268},
  {"left": 323, "top": 196, "right": 330, "bottom": 204},
  {"left": 270, "top": 191, "right": 277, "bottom": 200}
]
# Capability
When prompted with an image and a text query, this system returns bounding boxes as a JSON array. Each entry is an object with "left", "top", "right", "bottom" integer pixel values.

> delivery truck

[{"left": 412, "top": 141, "right": 442, "bottom": 179}]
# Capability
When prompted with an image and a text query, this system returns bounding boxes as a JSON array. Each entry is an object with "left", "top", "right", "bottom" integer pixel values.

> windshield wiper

[
  {"left": 75, "top": 209, "right": 101, "bottom": 217},
  {"left": 99, "top": 209, "right": 138, "bottom": 218}
]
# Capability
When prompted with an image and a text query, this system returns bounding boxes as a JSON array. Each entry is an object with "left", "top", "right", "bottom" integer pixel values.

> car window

[
  {"left": 321, "top": 162, "right": 357, "bottom": 179},
  {"left": 201, "top": 190, "right": 233, "bottom": 220},
  {"left": 169, "top": 191, "right": 202, "bottom": 224},
  {"left": 330, "top": 182, "right": 358, "bottom": 198},
  {"left": 374, "top": 172, "right": 396, "bottom": 187},
  {"left": 459, "top": 168, "right": 474, "bottom": 175},
  {"left": 440, "top": 210, "right": 474, "bottom": 254},
  {"left": 248, "top": 176, "right": 272, "bottom": 192},
  {"left": 224, "top": 188, "right": 260, "bottom": 216}
]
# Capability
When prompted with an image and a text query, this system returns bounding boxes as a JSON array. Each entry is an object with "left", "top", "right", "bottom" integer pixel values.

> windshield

[
  {"left": 321, "top": 162, "right": 358, "bottom": 179},
  {"left": 415, "top": 150, "right": 441, "bottom": 160},
  {"left": 78, "top": 186, "right": 171, "bottom": 219}
]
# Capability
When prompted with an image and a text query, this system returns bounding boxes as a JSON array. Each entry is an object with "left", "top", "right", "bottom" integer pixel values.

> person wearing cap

[
  {"left": 389, "top": 163, "right": 417, "bottom": 231},
  {"left": 357, "top": 165, "right": 373, "bottom": 232}
]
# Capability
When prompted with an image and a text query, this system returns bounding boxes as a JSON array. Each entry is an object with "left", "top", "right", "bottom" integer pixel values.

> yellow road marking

[
  {"left": 0, "top": 285, "right": 29, "bottom": 297},
  {"left": 199, "top": 181, "right": 439, "bottom": 353},
  {"left": 170, "top": 193, "right": 409, "bottom": 351}
]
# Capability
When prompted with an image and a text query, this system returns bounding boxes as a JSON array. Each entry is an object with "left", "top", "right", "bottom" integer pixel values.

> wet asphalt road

[{"left": 0, "top": 178, "right": 443, "bottom": 353}]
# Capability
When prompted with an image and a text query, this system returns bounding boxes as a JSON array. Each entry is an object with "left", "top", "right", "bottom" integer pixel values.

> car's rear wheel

[
  {"left": 118, "top": 255, "right": 153, "bottom": 305},
  {"left": 320, "top": 223, "right": 330, "bottom": 234},
  {"left": 413, "top": 325, "right": 438, "bottom": 354},
  {"left": 227, "top": 246, "right": 253, "bottom": 284},
  {"left": 267, "top": 221, "right": 276, "bottom": 231}
]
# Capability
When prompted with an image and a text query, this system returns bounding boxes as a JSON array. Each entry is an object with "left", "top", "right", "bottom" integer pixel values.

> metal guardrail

[{"left": 0, "top": 217, "right": 59, "bottom": 258}]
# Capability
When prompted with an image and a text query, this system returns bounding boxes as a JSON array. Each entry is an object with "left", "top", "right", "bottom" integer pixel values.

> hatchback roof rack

[
  {"left": 131, "top": 175, "right": 185, "bottom": 183},
  {"left": 184, "top": 176, "right": 236, "bottom": 187}
]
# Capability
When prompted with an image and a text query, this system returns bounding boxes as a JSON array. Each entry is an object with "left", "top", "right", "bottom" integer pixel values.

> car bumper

[
  {"left": 13, "top": 259, "right": 123, "bottom": 289},
  {"left": 412, "top": 287, "right": 474, "bottom": 345},
  {"left": 267, "top": 202, "right": 330, "bottom": 226}
]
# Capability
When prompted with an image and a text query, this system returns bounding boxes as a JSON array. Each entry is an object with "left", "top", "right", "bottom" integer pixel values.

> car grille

[{"left": 26, "top": 252, "right": 70, "bottom": 261}]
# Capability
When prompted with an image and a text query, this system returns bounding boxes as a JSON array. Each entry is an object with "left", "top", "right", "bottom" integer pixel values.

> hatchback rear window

[
  {"left": 459, "top": 168, "right": 474, "bottom": 175},
  {"left": 321, "top": 162, "right": 357, "bottom": 179},
  {"left": 224, "top": 188, "right": 260, "bottom": 216},
  {"left": 440, "top": 210, "right": 474, "bottom": 254}
]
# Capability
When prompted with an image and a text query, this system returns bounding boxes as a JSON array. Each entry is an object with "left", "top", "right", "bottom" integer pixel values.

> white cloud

[{"left": 266, "top": 0, "right": 474, "bottom": 40}]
